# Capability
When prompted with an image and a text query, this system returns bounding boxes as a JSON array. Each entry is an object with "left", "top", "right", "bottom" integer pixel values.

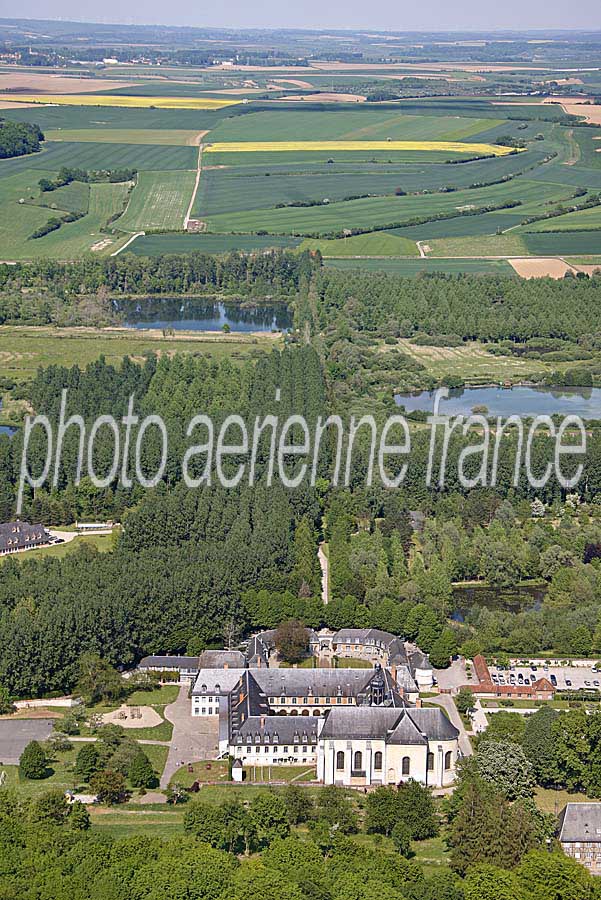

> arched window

[
  {"left": 353, "top": 750, "right": 363, "bottom": 771},
  {"left": 401, "top": 756, "right": 410, "bottom": 776},
  {"left": 200, "top": 684, "right": 207, "bottom": 692},
  {"left": 336, "top": 751, "right": 345, "bottom": 770},
  {"left": 374, "top": 751, "right": 383, "bottom": 771},
  {"left": 444, "top": 750, "right": 453, "bottom": 770},
  {"left": 214, "top": 683, "right": 220, "bottom": 693},
  {"left": 427, "top": 752, "right": 434, "bottom": 771}
]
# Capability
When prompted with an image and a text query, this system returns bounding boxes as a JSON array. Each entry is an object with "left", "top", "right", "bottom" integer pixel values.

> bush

[{"left": 19, "top": 741, "right": 49, "bottom": 780}]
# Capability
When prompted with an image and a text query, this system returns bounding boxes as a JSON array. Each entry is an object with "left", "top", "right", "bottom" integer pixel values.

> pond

[
  {"left": 114, "top": 298, "right": 293, "bottom": 333},
  {"left": 452, "top": 583, "right": 546, "bottom": 622},
  {"left": 395, "top": 386, "right": 601, "bottom": 420}
]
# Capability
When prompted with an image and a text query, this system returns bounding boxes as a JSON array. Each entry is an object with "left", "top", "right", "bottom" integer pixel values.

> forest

[{"left": 0, "top": 119, "right": 44, "bottom": 159}]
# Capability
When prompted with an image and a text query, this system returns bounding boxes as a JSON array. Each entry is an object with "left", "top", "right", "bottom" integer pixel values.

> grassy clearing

[
  {"left": 535, "top": 787, "right": 590, "bottom": 815},
  {"left": 127, "top": 686, "right": 179, "bottom": 707},
  {"left": 300, "top": 232, "right": 418, "bottom": 256},
  {"left": 394, "top": 338, "right": 553, "bottom": 382},
  {"left": 0, "top": 326, "right": 280, "bottom": 382},
  {"left": 7, "top": 95, "right": 239, "bottom": 110},
  {"left": 0, "top": 745, "right": 95, "bottom": 798},
  {"left": 44, "top": 129, "right": 205, "bottom": 145},
  {"left": 0, "top": 168, "right": 59, "bottom": 258},
  {"left": 116, "top": 170, "right": 196, "bottom": 232},
  {"left": 0, "top": 533, "right": 115, "bottom": 565},
  {"left": 89, "top": 810, "right": 184, "bottom": 838},
  {"left": 205, "top": 140, "right": 516, "bottom": 156},
  {"left": 29, "top": 180, "right": 90, "bottom": 214}
]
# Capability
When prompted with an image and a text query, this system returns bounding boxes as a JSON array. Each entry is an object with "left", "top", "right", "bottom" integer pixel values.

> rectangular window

[
  {"left": 302, "top": 746, "right": 308, "bottom": 753},
  {"left": 283, "top": 746, "right": 289, "bottom": 753}
]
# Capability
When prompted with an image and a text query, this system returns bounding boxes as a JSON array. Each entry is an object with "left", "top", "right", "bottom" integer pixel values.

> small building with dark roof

[
  {"left": 559, "top": 803, "right": 601, "bottom": 874},
  {"left": 138, "top": 655, "right": 199, "bottom": 684}
]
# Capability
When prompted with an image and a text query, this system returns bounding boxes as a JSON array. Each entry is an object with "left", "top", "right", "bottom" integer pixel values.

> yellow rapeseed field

[
  {"left": 4, "top": 95, "right": 240, "bottom": 110},
  {"left": 205, "top": 140, "right": 519, "bottom": 156}
]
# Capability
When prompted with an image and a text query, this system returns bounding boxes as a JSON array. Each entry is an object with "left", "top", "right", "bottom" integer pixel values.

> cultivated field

[
  {"left": 4, "top": 94, "right": 241, "bottom": 110},
  {"left": 114, "top": 170, "right": 197, "bottom": 232},
  {"left": 204, "top": 140, "right": 516, "bottom": 156},
  {"left": 300, "top": 232, "right": 418, "bottom": 256},
  {"left": 44, "top": 129, "right": 207, "bottom": 145}
]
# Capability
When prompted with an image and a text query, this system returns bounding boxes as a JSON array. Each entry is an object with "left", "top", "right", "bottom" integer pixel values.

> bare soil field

[
  {"left": 271, "top": 78, "right": 315, "bottom": 88},
  {"left": 0, "top": 101, "right": 38, "bottom": 108},
  {"left": 0, "top": 73, "right": 133, "bottom": 93},
  {"left": 508, "top": 257, "right": 577, "bottom": 279},
  {"left": 542, "top": 96, "right": 601, "bottom": 124}
]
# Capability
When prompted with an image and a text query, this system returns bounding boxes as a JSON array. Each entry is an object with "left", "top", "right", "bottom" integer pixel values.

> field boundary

[{"left": 184, "top": 144, "right": 204, "bottom": 231}]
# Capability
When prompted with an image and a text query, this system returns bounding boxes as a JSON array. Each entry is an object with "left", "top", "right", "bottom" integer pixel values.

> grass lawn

[
  {"left": 333, "top": 658, "right": 373, "bottom": 669},
  {"left": 393, "top": 338, "right": 553, "bottom": 383},
  {"left": 89, "top": 811, "right": 185, "bottom": 838},
  {"left": 0, "top": 744, "right": 95, "bottom": 799},
  {"left": 126, "top": 685, "right": 179, "bottom": 707},
  {"left": 0, "top": 326, "right": 281, "bottom": 382},
  {"left": 427, "top": 233, "right": 529, "bottom": 257},
  {"left": 0, "top": 533, "right": 115, "bottom": 565},
  {"left": 169, "top": 762, "right": 317, "bottom": 790},
  {"left": 535, "top": 787, "right": 590, "bottom": 815}
]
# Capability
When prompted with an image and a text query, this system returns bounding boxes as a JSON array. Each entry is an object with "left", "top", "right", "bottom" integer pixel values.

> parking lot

[
  {"left": 488, "top": 664, "right": 601, "bottom": 692},
  {"left": 0, "top": 718, "right": 54, "bottom": 766}
]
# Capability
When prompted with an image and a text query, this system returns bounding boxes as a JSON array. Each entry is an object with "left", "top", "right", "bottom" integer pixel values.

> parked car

[
  {"left": 550, "top": 674, "right": 557, "bottom": 686},
  {"left": 585, "top": 680, "right": 591, "bottom": 686},
  {"left": 594, "top": 681, "right": 600, "bottom": 687},
  {"left": 566, "top": 679, "right": 572, "bottom": 686}
]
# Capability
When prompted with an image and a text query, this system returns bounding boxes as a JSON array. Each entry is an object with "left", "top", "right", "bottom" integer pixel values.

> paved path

[
  {"left": 428, "top": 694, "right": 473, "bottom": 757},
  {"left": 472, "top": 700, "right": 489, "bottom": 735},
  {"left": 318, "top": 543, "right": 329, "bottom": 604},
  {"left": 160, "top": 685, "right": 218, "bottom": 788}
]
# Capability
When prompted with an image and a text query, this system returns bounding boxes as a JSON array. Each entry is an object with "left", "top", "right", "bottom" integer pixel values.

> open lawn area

[
  {"left": 0, "top": 744, "right": 95, "bottom": 798},
  {"left": 0, "top": 533, "right": 115, "bottom": 565},
  {"left": 394, "top": 338, "right": 557, "bottom": 383},
  {"left": 535, "top": 787, "right": 590, "bottom": 815},
  {"left": 89, "top": 808, "right": 185, "bottom": 838},
  {"left": 0, "top": 326, "right": 280, "bottom": 382}
]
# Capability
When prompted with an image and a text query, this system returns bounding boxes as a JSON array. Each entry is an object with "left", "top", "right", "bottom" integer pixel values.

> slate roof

[
  {"left": 0, "top": 521, "right": 48, "bottom": 553},
  {"left": 192, "top": 668, "right": 246, "bottom": 695},
  {"left": 139, "top": 655, "right": 199, "bottom": 670},
  {"left": 197, "top": 650, "right": 246, "bottom": 669},
  {"left": 320, "top": 707, "right": 459, "bottom": 744},
  {"left": 559, "top": 804, "right": 601, "bottom": 842},
  {"left": 232, "top": 715, "right": 319, "bottom": 745}
]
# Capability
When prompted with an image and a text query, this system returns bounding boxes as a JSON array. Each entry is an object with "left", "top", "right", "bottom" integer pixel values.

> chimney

[
  {"left": 224, "top": 663, "right": 228, "bottom": 670},
  {"left": 260, "top": 716, "right": 265, "bottom": 727},
  {"left": 415, "top": 697, "right": 422, "bottom": 708},
  {"left": 391, "top": 665, "right": 397, "bottom": 682}
]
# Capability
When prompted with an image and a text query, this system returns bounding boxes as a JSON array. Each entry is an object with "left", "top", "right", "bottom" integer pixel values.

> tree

[
  {"left": 19, "top": 741, "right": 48, "bottom": 780},
  {"left": 429, "top": 628, "right": 458, "bottom": 669},
  {"left": 391, "top": 821, "right": 412, "bottom": 857},
  {"left": 250, "top": 793, "right": 290, "bottom": 848},
  {"left": 395, "top": 780, "right": 439, "bottom": 840},
  {"left": 75, "top": 743, "right": 101, "bottom": 782},
  {"left": 69, "top": 799, "right": 91, "bottom": 831},
  {"left": 281, "top": 784, "right": 314, "bottom": 825},
  {"left": 273, "top": 620, "right": 310, "bottom": 663},
  {"left": 315, "top": 785, "right": 358, "bottom": 834},
  {"left": 89, "top": 770, "right": 128, "bottom": 805},
  {"left": 0, "top": 684, "right": 15, "bottom": 715},
  {"left": 476, "top": 740, "right": 535, "bottom": 800},
  {"left": 47, "top": 731, "right": 72, "bottom": 753},
  {"left": 455, "top": 687, "right": 476, "bottom": 717},
  {"left": 29, "top": 789, "right": 70, "bottom": 825},
  {"left": 477, "top": 711, "right": 525, "bottom": 746},
  {"left": 128, "top": 752, "right": 158, "bottom": 789},
  {"left": 522, "top": 706, "right": 559, "bottom": 786},
  {"left": 463, "top": 865, "right": 523, "bottom": 900},
  {"left": 516, "top": 849, "right": 593, "bottom": 900},
  {"left": 76, "top": 652, "right": 125, "bottom": 705},
  {"left": 365, "top": 786, "right": 403, "bottom": 836}
]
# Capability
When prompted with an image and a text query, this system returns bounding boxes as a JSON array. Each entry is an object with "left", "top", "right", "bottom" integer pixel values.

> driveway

[
  {"left": 428, "top": 694, "right": 473, "bottom": 758},
  {"left": 160, "top": 685, "right": 219, "bottom": 788},
  {"left": 0, "top": 718, "right": 55, "bottom": 765},
  {"left": 434, "top": 658, "right": 470, "bottom": 692}
]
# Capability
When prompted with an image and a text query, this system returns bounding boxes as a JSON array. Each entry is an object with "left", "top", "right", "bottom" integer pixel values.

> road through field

[{"left": 184, "top": 143, "right": 204, "bottom": 230}]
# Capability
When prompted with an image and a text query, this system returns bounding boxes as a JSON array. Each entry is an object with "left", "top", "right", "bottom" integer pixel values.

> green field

[
  {"left": 300, "top": 232, "right": 418, "bottom": 256},
  {"left": 204, "top": 177, "right": 568, "bottom": 236},
  {"left": 0, "top": 327, "right": 281, "bottom": 382},
  {"left": 206, "top": 109, "right": 505, "bottom": 143},
  {"left": 325, "top": 257, "right": 516, "bottom": 274},
  {"left": 115, "top": 170, "right": 196, "bottom": 232},
  {"left": 27, "top": 181, "right": 130, "bottom": 258},
  {"left": 30, "top": 180, "right": 90, "bottom": 214},
  {"left": 0, "top": 142, "right": 197, "bottom": 176},
  {"left": 45, "top": 129, "right": 205, "bottom": 145},
  {"left": 522, "top": 231, "right": 601, "bottom": 255},
  {"left": 127, "top": 232, "right": 302, "bottom": 254},
  {"left": 394, "top": 338, "right": 556, "bottom": 382},
  {"left": 520, "top": 203, "right": 601, "bottom": 232},
  {"left": 427, "top": 233, "right": 529, "bottom": 257}
]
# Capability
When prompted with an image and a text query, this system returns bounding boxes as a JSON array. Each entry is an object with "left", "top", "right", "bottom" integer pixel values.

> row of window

[
  {"left": 335, "top": 750, "right": 453, "bottom": 773},
  {"left": 242, "top": 745, "right": 313, "bottom": 754}
]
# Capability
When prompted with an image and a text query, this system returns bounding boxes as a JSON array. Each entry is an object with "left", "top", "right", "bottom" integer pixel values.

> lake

[
  {"left": 115, "top": 299, "right": 293, "bottom": 332},
  {"left": 452, "top": 583, "right": 546, "bottom": 622},
  {"left": 396, "top": 385, "right": 601, "bottom": 419}
]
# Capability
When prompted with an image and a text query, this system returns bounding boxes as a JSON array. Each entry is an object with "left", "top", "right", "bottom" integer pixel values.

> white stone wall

[{"left": 317, "top": 738, "right": 457, "bottom": 788}]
